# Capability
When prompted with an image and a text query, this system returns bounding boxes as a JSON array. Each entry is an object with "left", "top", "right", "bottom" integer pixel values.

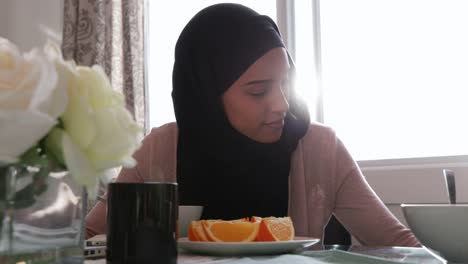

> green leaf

[
  {"left": 43, "top": 128, "right": 66, "bottom": 168},
  {"left": 19, "top": 146, "right": 46, "bottom": 167}
]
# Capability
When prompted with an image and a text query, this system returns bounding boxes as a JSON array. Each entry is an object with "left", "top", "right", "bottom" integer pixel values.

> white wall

[
  {"left": 0, "top": 2, "right": 8, "bottom": 37},
  {"left": 0, "top": 0, "right": 62, "bottom": 50}
]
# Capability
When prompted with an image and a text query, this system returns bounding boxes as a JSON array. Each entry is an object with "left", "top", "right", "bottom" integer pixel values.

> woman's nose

[{"left": 270, "top": 84, "right": 289, "bottom": 113}]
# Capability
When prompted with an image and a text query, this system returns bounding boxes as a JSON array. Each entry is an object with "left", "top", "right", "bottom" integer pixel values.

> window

[
  {"left": 316, "top": 0, "right": 468, "bottom": 161},
  {"left": 290, "top": 0, "right": 468, "bottom": 208},
  {"left": 147, "top": 1, "right": 275, "bottom": 128}
]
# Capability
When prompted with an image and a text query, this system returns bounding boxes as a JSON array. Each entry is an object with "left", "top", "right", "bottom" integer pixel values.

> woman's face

[{"left": 222, "top": 47, "right": 290, "bottom": 143}]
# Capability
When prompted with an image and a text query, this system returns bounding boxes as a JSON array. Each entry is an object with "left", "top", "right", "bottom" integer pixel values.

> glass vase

[{"left": 0, "top": 164, "right": 86, "bottom": 263}]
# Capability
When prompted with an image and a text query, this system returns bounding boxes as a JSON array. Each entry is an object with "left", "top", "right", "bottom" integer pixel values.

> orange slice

[
  {"left": 188, "top": 222, "right": 198, "bottom": 241},
  {"left": 188, "top": 221, "right": 210, "bottom": 241},
  {"left": 255, "top": 216, "right": 295, "bottom": 241},
  {"left": 250, "top": 216, "right": 262, "bottom": 223},
  {"left": 232, "top": 217, "right": 250, "bottom": 222},
  {"left": 202, "top": 220, "right": 260, "bottom": 242}
]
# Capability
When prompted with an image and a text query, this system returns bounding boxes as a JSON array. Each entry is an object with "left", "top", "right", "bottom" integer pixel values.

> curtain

[
  {"left": 61, "top": 0, "right": 147, "bottom": 209},
  {"left": 61, "top": 0, "right": 147, "bottom": 132}
]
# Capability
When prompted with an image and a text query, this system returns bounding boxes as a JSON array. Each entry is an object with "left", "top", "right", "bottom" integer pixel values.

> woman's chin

[{"left": 253, "top": 131, "right": 283, "bottom": 143}]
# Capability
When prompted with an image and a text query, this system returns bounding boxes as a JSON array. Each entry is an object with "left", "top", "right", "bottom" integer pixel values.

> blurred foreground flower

[{"left": 0, "top": 37, "right": 143, "bottom": 196}]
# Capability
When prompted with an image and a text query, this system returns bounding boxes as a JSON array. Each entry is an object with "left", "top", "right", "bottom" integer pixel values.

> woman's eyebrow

[{"left": 243, "top": 79, "right": 273, "bottom": 86}]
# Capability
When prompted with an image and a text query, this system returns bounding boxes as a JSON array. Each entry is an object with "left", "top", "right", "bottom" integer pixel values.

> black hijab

[{"left": 172, "top": 3, "right": 309, "bottom": 220}]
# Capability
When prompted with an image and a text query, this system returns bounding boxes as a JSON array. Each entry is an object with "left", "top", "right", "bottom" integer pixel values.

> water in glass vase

[{"left": 0, "top": 165, "right": 86, "bottom": 263}]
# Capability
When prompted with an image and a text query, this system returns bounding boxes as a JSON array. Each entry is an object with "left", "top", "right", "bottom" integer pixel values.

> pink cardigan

[{"left": 86, "top": 122, "right": 420, "bottom": 246}]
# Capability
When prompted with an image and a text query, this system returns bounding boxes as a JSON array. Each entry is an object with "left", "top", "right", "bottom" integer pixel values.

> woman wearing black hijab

[
  {"left": 172, "top": 3, "right": 309, "bottom": 220},
  {"left": 86, "top": 3, "right": 420, "bottom": 247}
]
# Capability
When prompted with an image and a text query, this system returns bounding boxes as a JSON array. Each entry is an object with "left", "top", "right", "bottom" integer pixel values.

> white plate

[{"left": 178, "top": 237, "right": 320, "bottom": 256}]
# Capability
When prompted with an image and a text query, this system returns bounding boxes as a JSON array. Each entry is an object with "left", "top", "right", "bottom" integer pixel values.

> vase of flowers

[{"left": 0, "top": 37, "right": 142, "bottom": 263}]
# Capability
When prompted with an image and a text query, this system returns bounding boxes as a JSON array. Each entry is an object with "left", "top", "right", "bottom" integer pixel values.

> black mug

[{"left": 106, "top": 182, "right": 178, "bottom": 264}]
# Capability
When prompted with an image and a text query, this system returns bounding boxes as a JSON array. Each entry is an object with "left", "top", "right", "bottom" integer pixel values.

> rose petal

[
  {"left": 0, "top": 110, "right": 56, "bottom": 163},
  {"left": 0, "top": 37, "right": 22, "bottom": 74},
  {"left": 40, "top": 41, "right": 76, "bottom": 118},
  {"left": 38, "top": 63, "right": 68, "bottom": 119},
  {"left": 23, "top": 49, "right": 58, "bottom": 111},
  {"left": 79, "top": 65, "right": 120, "bottom": 109},
  {"left": 61, "top": 130, "right": 97, "bottom": 191},
  {"left": 61, "top": 70, "right": 96, "bottom": 149},
  {"left": 86, "top": 107, "right": 142, "bottom": 170}
]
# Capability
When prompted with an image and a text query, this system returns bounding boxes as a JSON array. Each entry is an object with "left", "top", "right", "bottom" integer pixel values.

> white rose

[
  {"left": 0, "top": 37, "right": 67, "bottom": 164},
  {"left": 47, "top": 65, "right": 143, "bottom": 190}
]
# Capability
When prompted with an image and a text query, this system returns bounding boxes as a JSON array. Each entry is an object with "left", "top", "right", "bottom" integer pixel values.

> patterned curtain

[{"left": 61, "top": 0, "right": 147, "bottom": 132}]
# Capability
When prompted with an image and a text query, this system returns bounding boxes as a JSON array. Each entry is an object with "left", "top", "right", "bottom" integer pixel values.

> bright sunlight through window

[{"left": 319, "top": 0, "right": 468, "bottom": 160}]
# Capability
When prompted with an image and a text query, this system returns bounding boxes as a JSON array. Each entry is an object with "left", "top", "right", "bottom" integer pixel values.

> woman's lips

[{"left": 264, "top": 120, "right": 284, "bottom": 129}]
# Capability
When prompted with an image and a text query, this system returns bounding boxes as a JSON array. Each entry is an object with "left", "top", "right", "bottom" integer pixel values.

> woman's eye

[
  {"left": 248, "top": 83, "right": 271, "bottom": 97},
  {"left": 250, "top": 90, "right": 267, "bottom": 97}
]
